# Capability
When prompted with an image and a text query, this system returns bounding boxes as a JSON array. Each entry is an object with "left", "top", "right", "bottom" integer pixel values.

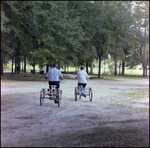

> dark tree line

[{"left": 1, "top": 1, "right": 149, "bottom": 77}]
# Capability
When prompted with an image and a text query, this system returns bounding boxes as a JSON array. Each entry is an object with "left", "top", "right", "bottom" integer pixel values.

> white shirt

[
  {"left": 76, "top": 70, "right": 89, "bottom": 83},
  {"left": 46, "top": 67, "right": 63, "bottom": 81}
]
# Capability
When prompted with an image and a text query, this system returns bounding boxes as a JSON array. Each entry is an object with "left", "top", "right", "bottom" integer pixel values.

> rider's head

[
  {"left": 53, "top": 63, "right": 58, "bottom": 68},
  {"left": 81, "top": 65, "right": 84, "bottom": 70}
]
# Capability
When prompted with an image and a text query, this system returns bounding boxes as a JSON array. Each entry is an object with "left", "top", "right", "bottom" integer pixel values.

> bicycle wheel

[
  {"left": 40, "top": 90, "right": 44, "bottom": 106},
  {"left": 58, "top": 90, "right": 62, "bottom": 107},
  {"left": 74, "top": 87, "right": 77, "bottom": 101},
  {"left": 89, "top": 91, "right": 93, "bottom": 102}
]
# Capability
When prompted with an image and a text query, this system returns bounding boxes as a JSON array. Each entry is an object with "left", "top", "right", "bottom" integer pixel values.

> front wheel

[
  {"left": 74, "top": 87, "right": 77, "bottom": 101},
  {"left": 89, "top": 91, "right": 92, "bottom": 102},
  {"left": 40, "top": 91, "right": 44, "bottom": 106},
  {"left": 58, "top": 90, "right": 62, "bottom": 107}
]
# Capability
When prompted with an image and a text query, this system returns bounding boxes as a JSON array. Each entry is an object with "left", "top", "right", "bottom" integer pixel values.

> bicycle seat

[{"left": 50, "top": 85, "right": 57, "bottom": 88}]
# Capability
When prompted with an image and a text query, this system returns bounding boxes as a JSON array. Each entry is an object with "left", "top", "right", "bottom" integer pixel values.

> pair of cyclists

[{"left": 45, "top": 63, "right": 89, "bottom": 103}]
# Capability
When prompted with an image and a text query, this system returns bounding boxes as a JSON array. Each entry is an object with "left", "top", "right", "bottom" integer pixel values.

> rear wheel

[
  {"left": 58, "top": 90, "right": 62, "bottom": 107},
  {"left": 74, "top": 87, "right": 77, "bottom": 101},
  {"left": 89, "top": 91, "right": 92, "bottom": 102},
  {"left": 40, "top": 90, "right": 44, "bottom": 106}
]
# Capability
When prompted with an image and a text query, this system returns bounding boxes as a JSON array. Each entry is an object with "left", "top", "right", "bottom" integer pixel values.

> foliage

[
  {"left": 1, "top": 1, "right": 149, "bottom": 77},
  {"left": 127, "top": 1, "right": 149, "bottom": 76}
]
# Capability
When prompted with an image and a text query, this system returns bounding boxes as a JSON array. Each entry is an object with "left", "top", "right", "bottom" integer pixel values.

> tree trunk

[
  {"left": 15, "top": 58, "right": 17, "bottom": 74},
  {"left": 114, "top": 61, "right": 117, "bottom": 76},
  {"left": 17, "top": 63, "right": 20, "bottom": 74},
  {"left": 114, "top": 38, "right": 118, "bottom": 76},
  {"left": 24, "top": 55, "right": 26, "bottom": 73},
  {"left": 144, "top": 25, "right": 147, "bottom": 77},
  {"left": 17, "top": 56, "right": 20, "bottom": 74},
  {"left": 86, "top": 62, "right": 88, "bottom": 74},
  {"left": 33, "top": 65, "right": 35, "bottom": 74},
  {"left": 103, "top": 61, "right": 105, "bottom": 74},
  {"left": 33, "top": 66, "right": 35, "bottom": 74},
  {"left": 33, "top": 59, "right": 35, "bottom": 74},
  {"left": 114, "top": 50, "right": 117, "bottom": 76},
  {"left": 122, "top": 60, "right": 125, "bottom": 75},
  {"left": 1, "top": 59, "right": 3, "bottom": 75},
  {"left": 142, "top": 64, "right": 146, "bottom": 77},
  {"left": 119, "top": 62, "right": 121, "bottom": 75},
  {"left": 75, "top": 64, "right": 78, "bottom": 72},
  {"left": 16, "top": 55, "right": 20, "bottom": 74},
  {"left": 22, "top": 60, "right": 23, "bottom": 71},
  {"left": 90, "top": 60, "right": 94, "bottom": 74},
  {"left": 46, "top": 64, "right": 49, "bottom": 73},
  {"left": 57, "top": 64, "right": 60, "bottom": 70},
  {"left": 11, "top": 57, "right": 13, "bottom": 74},
  {"left": 98, "top": 56, "right": 102, "bottom": 78},
  {"left": 146, "top": 62, "right": 149, "bottom": 76}
]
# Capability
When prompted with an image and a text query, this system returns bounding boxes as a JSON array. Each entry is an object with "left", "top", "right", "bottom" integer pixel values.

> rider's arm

[
  {"left": 75, "top": 76, "right": 78, "bottom": 79},
  {"left": 58, "top": 70, "right": 64, "bottom": 80},
  {"left": 60, "top": 76, "right": 64, "bottom": 80},
  {"left": 75, "top": 73, "right": 78, "bottom": 79},
  {"left": 86, "top": 72, "right": 89, "bottom": 80},
  {"left": 45, "top": 70, "right": 50, "bottom": 79}
]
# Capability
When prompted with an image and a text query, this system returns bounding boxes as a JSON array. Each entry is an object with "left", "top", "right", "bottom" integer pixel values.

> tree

[
  {"left": 29, "top": 1, "right": 85, "bottom": 71},
  {"left": 130, "top": 1, "right": 149, "bottom": 77},
  {"left": 2, "top": 1, "right": 148, "bottom": 77},
  {"left": 1, "top": 1, "right": 12, "bottom": 75},
  {"left": 1, "top": 1, "right": 37, "bottom": 74},
  {"left": 107, "top": 1, "right": 135, "bottom": 76},
  {"left": 91, "top": 1, "right": 115, "bottom": 78},
  {"left": 79, "top": 2, "right": 97, "bottom": 74}
]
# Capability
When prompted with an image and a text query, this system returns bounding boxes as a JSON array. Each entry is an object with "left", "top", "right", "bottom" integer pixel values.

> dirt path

[{"left": 1, "top": 77, "right": 149, "bottom": 147}]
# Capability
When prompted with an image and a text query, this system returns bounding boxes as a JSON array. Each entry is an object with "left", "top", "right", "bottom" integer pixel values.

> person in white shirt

[
  {"left": 75, "top": 65, "right": 89, "bottom": 96},
  {"left": 45, "top": 63, "right": 63, "bottom": 103}
]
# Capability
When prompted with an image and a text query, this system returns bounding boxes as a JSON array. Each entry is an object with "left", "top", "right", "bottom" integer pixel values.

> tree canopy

[{"left": 1, "top": 1, "right": 149, "bottom": 77}]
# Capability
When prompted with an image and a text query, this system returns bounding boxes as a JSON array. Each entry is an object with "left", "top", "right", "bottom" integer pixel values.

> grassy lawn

[
  {"left": 1, "top": 72, "right": 148, "bottom": 81},
  {"left": 3, "top": 62, "right": 144, "bottom": 77},
  {"left": 3, "top": 63, "right": 39, "bottom": 72}
]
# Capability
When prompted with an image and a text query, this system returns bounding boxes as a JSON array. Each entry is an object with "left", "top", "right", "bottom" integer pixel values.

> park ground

[{"left": 1, "top": 73, "right": 149, "bottom": 147}]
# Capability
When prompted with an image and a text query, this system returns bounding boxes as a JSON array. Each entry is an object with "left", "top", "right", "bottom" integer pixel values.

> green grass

[
  {"left": 3, "top": 63, "right": 39, "bottom": 72},
  {"left": 1, "top": 71, "right": 149, "bottom": 81},
  {"left": 127, "top": 88, "right": 149, "bottom": 96},
  {"left": 61, "top": 67, "right": 143, "bottom": 75},
  {"left": 3, "top": 62, "right": 147, "bottom": 79},
  {"left": 125, "top": 69, "right": 143, "bottom": 75},
  {"left": 3, "top": 62, "right": 143, "bottom": 75},
  {"left": 46, "top": 120, "right": 149, "bottom": 147},
  {"left": 1, "top": 73, "right": 46, "bottom": 81},
  {"left": 89, "top": 73, "right": 148, "bottom": 79}
]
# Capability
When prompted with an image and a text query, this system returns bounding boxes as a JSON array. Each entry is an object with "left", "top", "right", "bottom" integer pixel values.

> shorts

[
  {"left": 78, "top": 83, "right": 87, "bottom": 88},
  {"left": 49, "top": 81, "right": 60, "bottom": 89}
]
